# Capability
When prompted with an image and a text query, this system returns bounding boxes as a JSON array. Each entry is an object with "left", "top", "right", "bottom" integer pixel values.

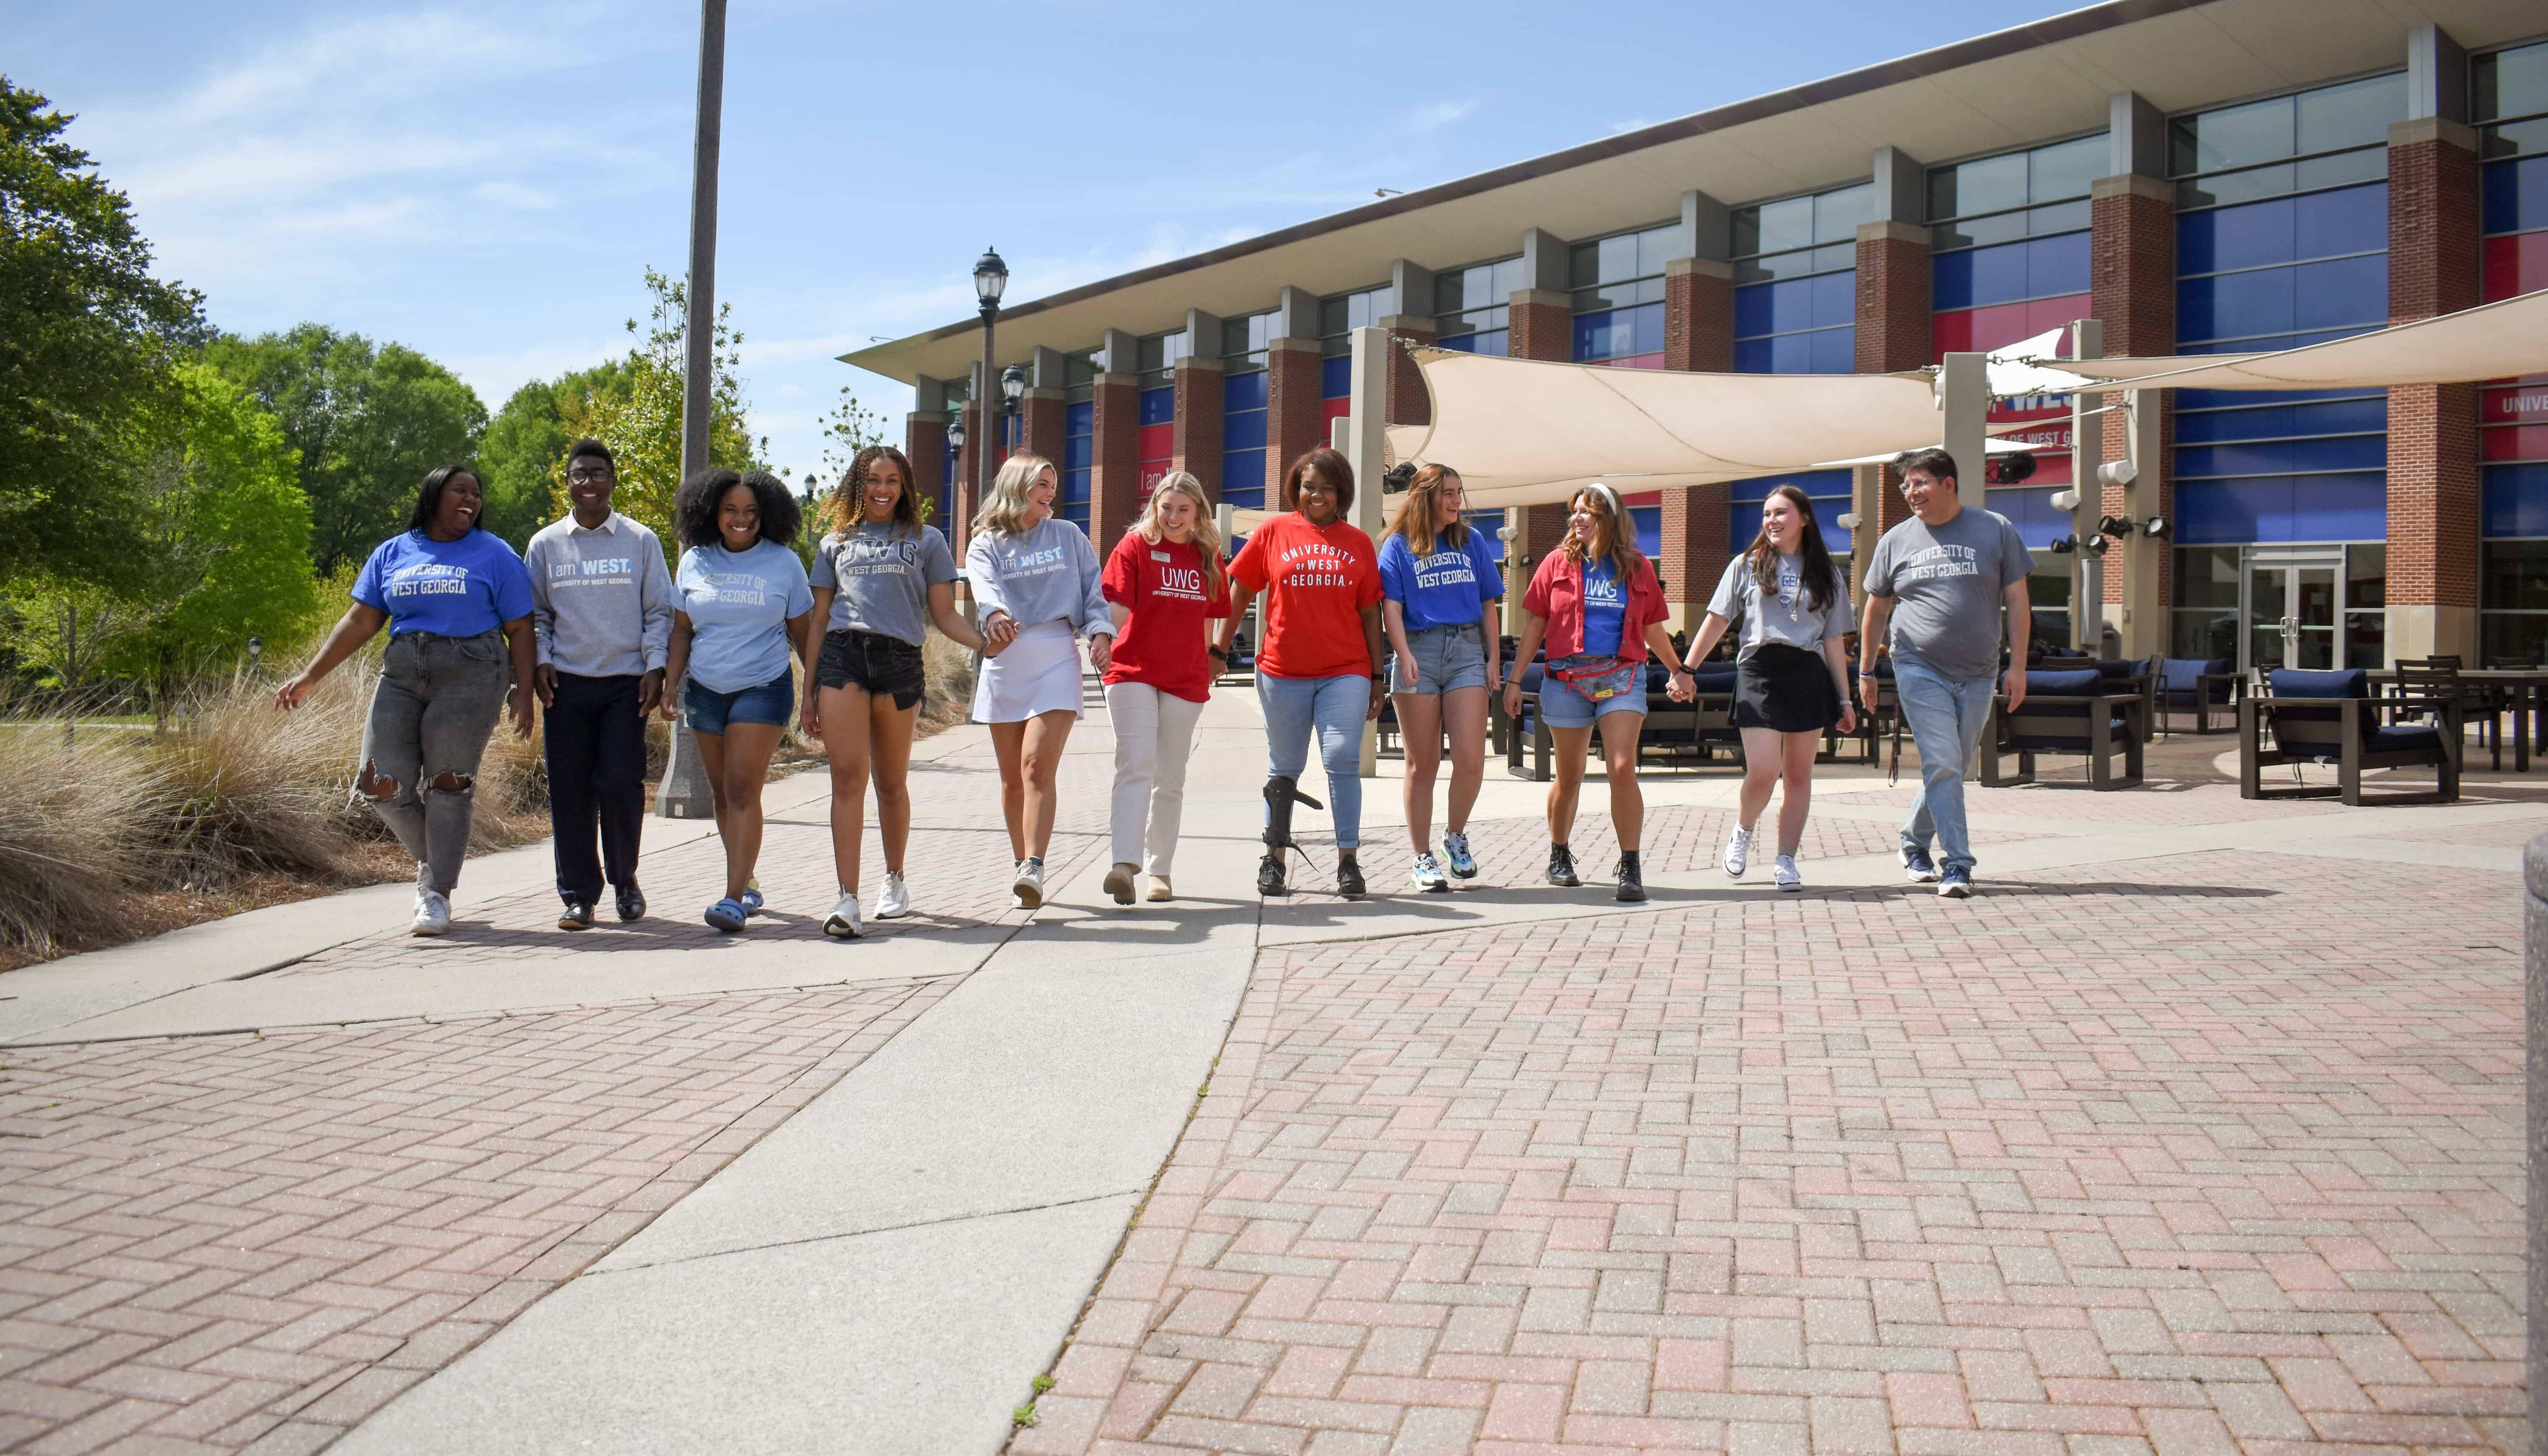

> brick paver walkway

[
  {"left": 1018, "top": 830, "right": 2527, "bottom": 1454},
  {"left": 0, "top": 979, "right": 953, "bottom": 1454}
]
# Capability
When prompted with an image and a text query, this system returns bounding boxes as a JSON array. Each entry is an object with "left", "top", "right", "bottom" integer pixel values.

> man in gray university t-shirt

[
  {"left": 1857, "top": 446, "right": 2034, "bottom": 899},
  {"left": 525, "top": 439, "right": 674, "bottom": 929}
]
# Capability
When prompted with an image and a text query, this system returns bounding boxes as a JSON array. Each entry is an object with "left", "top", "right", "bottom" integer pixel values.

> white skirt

[{"left": 972, "top": 619, "right": 1084, "bottom": 722}]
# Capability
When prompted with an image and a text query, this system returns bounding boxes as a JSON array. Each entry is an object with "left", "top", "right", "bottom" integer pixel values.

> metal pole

[
  {"left": 978, "top": 307, "right": 998, "bottom": 541},
  {"left": 2070, "top": 318, "right": 2104, "bottom": 654},
  {"left": 657, "top": 0, "right": 725, "bottom": 822}
]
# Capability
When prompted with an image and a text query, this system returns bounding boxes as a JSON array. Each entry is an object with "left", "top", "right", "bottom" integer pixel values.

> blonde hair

[
  {"left": 1561, "top": 482, "right": 1642, "bottom": 586},
  {"left": 972, "top": 452, "right": 1057, "bottom": 538},
  {"left": 1387, "top": 463, "right": 1467, "bottom": 558},
  {"left": 1133, "top": 471, "right": 1226, "bottom": 600}
]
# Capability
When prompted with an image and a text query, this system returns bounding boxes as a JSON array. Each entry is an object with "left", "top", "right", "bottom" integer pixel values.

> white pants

[{"left": 1105, "top": 681, "right": 1206, "bottom": 874}]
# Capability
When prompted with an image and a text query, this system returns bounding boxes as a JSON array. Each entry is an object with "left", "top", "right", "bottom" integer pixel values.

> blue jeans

[
  {"left": 1258, "top": 671, "right": 1367, "bottom": 850},
  {"left": 1892, "top": 658, "right": 1997, "bottom": 875}
]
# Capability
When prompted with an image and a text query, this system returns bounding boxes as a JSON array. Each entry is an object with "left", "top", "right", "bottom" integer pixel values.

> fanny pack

[{"left": 1547, "top": 655, "right": 1639, "bottom": 701}]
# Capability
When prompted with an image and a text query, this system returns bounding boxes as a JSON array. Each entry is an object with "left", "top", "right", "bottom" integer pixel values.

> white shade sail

[
  {"left": 2040, "top": 287, "right": 2548, "bottom": 392},
  {"left": 1381, "top": 352, "right": 1945, "bottom": 513}
]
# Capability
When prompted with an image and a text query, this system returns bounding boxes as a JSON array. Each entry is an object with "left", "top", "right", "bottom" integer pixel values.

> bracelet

[{"left": 1207, "top": 644, "right": 1228, "bottom": 659}]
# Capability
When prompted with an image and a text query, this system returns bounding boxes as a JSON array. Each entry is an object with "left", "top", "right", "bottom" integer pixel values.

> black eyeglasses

[{"left": 566, "top": 468, "right": 612, "bottom": 484}]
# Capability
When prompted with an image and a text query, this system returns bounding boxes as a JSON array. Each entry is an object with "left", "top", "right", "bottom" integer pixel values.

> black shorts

[
  {"left": 1733, "top": 643, "right": 1843, "bottom": 733},
  {"left": 817, "top": 629, "right": 925, "bottom": 710}
]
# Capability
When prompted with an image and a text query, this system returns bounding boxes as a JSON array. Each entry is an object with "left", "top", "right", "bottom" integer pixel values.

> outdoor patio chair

[
  {"left": 2238, "top": 667, "right": 2460, "bottom": 806},
  {"left": 2385, "top": 656, "right": 2497, "bottom": 769},
  {"left": 1980, "top": 668, "right": 2146, "bottom": 789},
  {"left": 2088, "top": 656, "right": 2162, "bottom": 743},
  {"left": 2156, "top": 656, "right": 2238, "bottom": 736}
]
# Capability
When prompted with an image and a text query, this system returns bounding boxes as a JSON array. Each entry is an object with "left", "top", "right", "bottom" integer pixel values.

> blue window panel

[
  {"left": 2485, "top": 462, "right": 2548, "bottom": 537},
  {"left": 1065, "top": 401, "right": 1093, "bottom": 434},
  {"left": 1321, "top": 355, "right": 1352, "bottom": 398},
  {"left": 2175, "top": 473, "right": 2387, "bottom": 544},
  {"left": 1220, "top": 449, "right": 1265, "bottom": 510},
  {"left": 2296, "top": 183, "right": 2392, "bottom": 258},
  {"left": 1464, "top": 511, "right": 1507, "bottom": 565},
  {"left": 1223, "top": 372, "right": 1267, "bottom": 412},
  {"left": 1809, "top": 272, "right": 1856, "bottom": 330},
  {"left": 2178, "top": 184, "right": 2388, "bottom": 276},
  {"left": 2484, "top": 154, "right": 2548, "bottom": 236},
  {"left": 1573, "top": 302, "right": 1665, "bottom": 361},
  {"left": 2176, "top": 433, "right": 2386, "bottom": 479},
  {"left": 1223, "top": 408, "right": 1266, "bottom": 451},
  {"left": 2029, "top": 232, "right": 2090, "bottom": 298},
  {"left": 1139, "top": 386, "right": 1175, "bottom": 427},
  {"left": 1988, "top": 485, "right": 2070, "bottom": 548},
  {"left": 2174, "top": 396, "right": 2388, "bottom": 442},
  {"left": 1809, "top": 326, "right": 1856, "bottom": 373},
  {"left": 1437, "top": 330, "right": 1510, "bottom": 357},
  {"left": 1061, "top": 436, "right": 1093, "bottom": 472},
  {"left": 1438, "top": 333, "right": 1478, "bottom": 353},
  {"left": 2291, "top": 253, "right": 2387, "bottom": 333},
  {"left": 1731, "top": 468, "right": 1852, "bottom": 504},
  {"left": 2179, "top": 268, "right": 2294, "bottom": 344},
  {"left": 1733, "top": 337, "right": 1775, "bottom": 373},
  {"left": 1631, "top": 506, "right": 1661, "bottom": 559},
  {"left": 1736, "top": 277, "right": 1825, "bottom": 338}
]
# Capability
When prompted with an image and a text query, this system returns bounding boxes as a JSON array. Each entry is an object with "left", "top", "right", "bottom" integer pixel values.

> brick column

[
  {"left": 1378, "top": 316, "right": 1437, "bottom": 428},
  {"left": 1020, "top": 389, "right": 1065, "bottom": 469},
  {"left": 2387, "top": 116, "right": 2483, "bottom": 664},
  {"left": 1090, "top": 372, "right": 1142, "bottom": 547},
  {"left": 1172, "top": 355, "right": 1224, "bottom": 499},
  {"left": 1658, "top": 257, "right": 1736, "bottom": 627},
  {"left": 1264, "top": 340, "right": 1323, "bottom": 511},
  {"left": 1855, "top": 219, "right": 1931, "bottom": 555},
  {"left": 903, "top": 410, "right": 947, "bottom": 529},
  {"left": 2091, "top": 172, "right": 2176, "bottom": 652}
]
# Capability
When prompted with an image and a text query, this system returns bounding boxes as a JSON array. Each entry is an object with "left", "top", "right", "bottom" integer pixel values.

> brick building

[{"left": 846, "top": 0, "right": 2548, "bottom": 671}]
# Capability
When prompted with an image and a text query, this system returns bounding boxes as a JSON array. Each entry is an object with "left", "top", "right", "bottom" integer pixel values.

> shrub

[{"left": 0, "top": 724, "right": 161, "bottom": 954}]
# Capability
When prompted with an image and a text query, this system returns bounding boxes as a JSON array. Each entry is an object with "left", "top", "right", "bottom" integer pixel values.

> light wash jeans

[
  {"left": 1105, "top": 681, "right": 1206, "bottom": 874},
  {"left": 1257, "top": 671, "right": 1366, "bottom": 850},
  {"left": 1892, "top": 656, "right": 1997, "bottom": 876}
]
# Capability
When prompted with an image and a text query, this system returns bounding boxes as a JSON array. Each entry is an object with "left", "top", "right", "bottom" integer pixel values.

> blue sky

[{"left": 13, "top": 0, "right": 2070, "bottom": 483}]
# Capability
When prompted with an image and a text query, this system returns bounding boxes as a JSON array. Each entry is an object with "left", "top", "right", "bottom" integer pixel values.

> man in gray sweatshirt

[{"left": 526, "top": 439, "right": 675, "bottom": 928}]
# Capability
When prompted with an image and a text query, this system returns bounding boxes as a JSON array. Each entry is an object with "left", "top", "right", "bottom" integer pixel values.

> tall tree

[
  {"left": 0, "top": 76, "right": 206, "bottom": 587},
  {"left": 203, "top": 324, "right": 487, "bottom": 573},
  {"left": 564, "top": 268, "right": 760, "bottom": 542},
  {"left": 476, "top": 358, "right": 632, "bottom": 549}
]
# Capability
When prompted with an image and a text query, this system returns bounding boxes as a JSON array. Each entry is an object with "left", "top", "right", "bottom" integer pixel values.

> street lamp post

[
  {"left": 657, "top": 0, "right": 727, "bottom": 822},
  {"left": 1001, "top": 362, "right": 1026, "bottom": 468},
  {"left": 970, "top": 248, "right": 1008, "bottom": 543}
]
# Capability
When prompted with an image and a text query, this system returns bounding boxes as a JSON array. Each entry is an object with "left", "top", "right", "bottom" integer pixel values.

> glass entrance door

[{"left": 2241, "top": 548, "right": 2343, "bottom": 673}]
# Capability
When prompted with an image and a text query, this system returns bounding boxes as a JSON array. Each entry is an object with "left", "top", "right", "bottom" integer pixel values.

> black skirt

[{"left": 1733, "top": 643, "right": 1842, "bottom": 733}]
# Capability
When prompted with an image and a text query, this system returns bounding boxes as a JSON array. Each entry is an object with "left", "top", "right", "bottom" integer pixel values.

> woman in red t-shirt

[
  {"left": 1100, "top": 472, "right": 1231, "bottom": 906},
  {"left": 1216, "top": 448, "right": 1385, "bottom": 900}
]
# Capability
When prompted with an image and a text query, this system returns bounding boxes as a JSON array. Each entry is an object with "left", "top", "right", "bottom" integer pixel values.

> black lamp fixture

[
  {"left": 1001, "top": 363, "right": 1026, "bottom": 407},
  {"left": 2081, "top": 533, "right": 2109, "bottom": 557},
  {"left": 2047, "top": 535, "right": 2077, "bottom": 555},
  {"left": 2097, "top": 514, "right": 2134, "bottom": 538},
  {"left": 1984, "top": 450, "right": 2038, "bottom": 486},
  {"left": 946, "top": 414, "right": 966, "bottom": 451},
  {"left": 973, "top": 248, "right": 1009, "bottom": 313},
  {"left": 2142, "top": 515, "right": 2171, "bottom": 540}
]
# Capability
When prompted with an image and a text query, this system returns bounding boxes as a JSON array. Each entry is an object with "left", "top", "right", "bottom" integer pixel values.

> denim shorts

[
  {"left": 817, "top": 629, "right": 925, "bottom": 710},
  {"left": 684, "top": 673, "right": 795, "bottom": 735},
  {"left": 1390, "top": 622, "right": 1488, "bottom": 695},
  {"left": 1538, "top": 655, "right": 1647, "bottom": 729}
]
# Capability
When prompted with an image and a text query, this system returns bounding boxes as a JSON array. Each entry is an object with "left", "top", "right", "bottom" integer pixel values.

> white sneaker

[
  {"left": 876, "top": 872, "right": 911, "bottom": 920},
  {"left": 1145, "top": 874, "right": 1174, "bottom": 902},
  {"left": 1012, "top": 857, "right": 1045, "bottom": 910},
  {"left": 824, "top": 891, "right": 863, "bottom": 939},
  {"left": 1773, "top": 854, "right": 1802, "bottom": 892},
  {"left": 1722, "top": 825, "right": 1754, "bottom": 879},
  {"left": 411, "top": 888, "right": 451, "bottom": 937},
  {"left": 1410, "top": 852, "right": 1449, "bottom": 893}
]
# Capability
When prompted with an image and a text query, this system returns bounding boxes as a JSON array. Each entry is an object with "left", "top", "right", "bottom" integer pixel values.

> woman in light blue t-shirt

[
  {"left": 660, "top": 467, "right": 818, "bottom": 933},
  {"left": 276, "top": 465, "right": 538, "bottom": 937},
  {"left": 1378, "top": 464, "right": 1502, "bottom": 893}
]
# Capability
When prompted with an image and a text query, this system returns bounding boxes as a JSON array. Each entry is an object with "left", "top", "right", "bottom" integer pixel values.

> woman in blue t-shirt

[
  {"left": 659, "top": 467, "right": 818, "bottom": 933},
  {"left": 276, "top": 465, "right": 538, "bottom": 937},
  {"left": 1378, "top": 464, "right": 1502, "bottom": 893}
]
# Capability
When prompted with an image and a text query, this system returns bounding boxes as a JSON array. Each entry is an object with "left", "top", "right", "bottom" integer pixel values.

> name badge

[{"left": 1150, "top": 551, "right": 1171, "bottom": 562}]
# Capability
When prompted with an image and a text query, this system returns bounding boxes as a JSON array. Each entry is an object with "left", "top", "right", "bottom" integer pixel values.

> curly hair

[
  {"left": 819, "top": 444, "right": 924, "bottom": 539},
  {"left": 674, "top": 466, "right": 802, "bottom": 552},
  {"left": 405, "top": 464, "right": 484, "bottom": 535}
]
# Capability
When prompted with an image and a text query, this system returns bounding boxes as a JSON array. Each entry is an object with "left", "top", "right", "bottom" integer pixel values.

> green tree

[
  {"left": 476, "top": 358, "right": 632, "bottom": 549},
  {"left": 203, "top": 324, "right": 488, "bottom": 574},
  {"left": 0, "top": 76, "right": 206, "bottom": 587},
  {"left": 565, "top": 267, "right": 761, "bottom": 542},
  {"left": 109, "top": 363, "right": 320, "bottom": 721},
  {"left": 817, "top": 383, "right": 887, "bottom": 482}
]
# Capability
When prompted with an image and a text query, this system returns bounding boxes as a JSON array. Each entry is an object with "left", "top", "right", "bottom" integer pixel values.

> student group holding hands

[{"left": 276, "top": 439, "right": 2026, "bottom": 937}]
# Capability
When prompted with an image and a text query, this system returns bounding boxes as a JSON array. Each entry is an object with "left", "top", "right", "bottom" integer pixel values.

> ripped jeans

[{"left": 360, "top": 630, "right": 511, "bottom": 893}]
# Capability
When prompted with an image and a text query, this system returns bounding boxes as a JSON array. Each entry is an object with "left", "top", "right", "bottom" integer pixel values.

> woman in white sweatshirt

[{"left": 965, "top": 453, "right": 1112, "bottom": 909}]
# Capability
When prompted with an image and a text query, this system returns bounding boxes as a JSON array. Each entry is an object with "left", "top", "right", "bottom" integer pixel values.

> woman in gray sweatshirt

[{"left": 964, "top": 452, "right": 1112, "bottom": 909}]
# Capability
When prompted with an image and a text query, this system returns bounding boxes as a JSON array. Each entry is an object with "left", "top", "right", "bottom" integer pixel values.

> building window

[
  {"left": 938, "top": 374, "right": 970, "bottom": 528},
  {"left": 2169, "top": 71, "right": 2399, "bottom": 597},
  {"left": 1570, "top": 221, "right": 1679, "bottom": 369},
  {"left": 1318, "top": 285, "right": 1392, "bottom": 357},
  {"left": 1435, "top": 256, "right": 1521, "bottom": 357},
  {"left": 1930, "top": 133, "right": 2105, "bottom": 541},
  {"left": 2170, "top": 543, "right": 2387, "bottom": 669},
  {"left": 1057, "top": 349, "right": 1099, "bottom": 530},
  {"left": 1221, "top": 311, "right": 1274, "bottom": 510},
  {"left": 1136, "top": 329, "right": 1189, "bottom": 389},
  {"left": 1731, "top": 182, "right": 1867, "bottom": 374},
  {"left": 2478, "top": 39, "right": 2548, "bottom": 664}
]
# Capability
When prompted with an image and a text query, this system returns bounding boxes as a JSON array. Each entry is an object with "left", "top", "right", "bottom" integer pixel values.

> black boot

[
  {"left": 1547, "top": 842, "right": 1580, "bottom": 887},
  {"left": 1336, "top": 854, "right": 1365, "bottom": 900},
  {"left": 1615, "top": 850, "right": 1646, "bottom": 903},
  {"left": 1260, "top": 775, "right": 1324, "bottom": 897}
]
